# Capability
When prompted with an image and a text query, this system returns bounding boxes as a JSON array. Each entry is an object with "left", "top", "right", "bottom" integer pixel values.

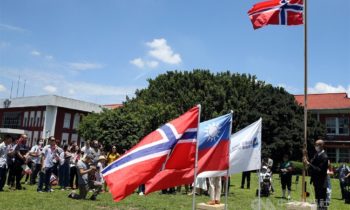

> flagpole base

[
  {"left": 286, "top": 202, "right": 317, "bottom": 210},
  {"left": 196, "top": 203, "right": 225, "bottom": 210}
]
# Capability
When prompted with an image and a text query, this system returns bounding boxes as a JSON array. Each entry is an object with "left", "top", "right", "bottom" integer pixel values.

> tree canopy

[{"left": 79, "top": 70, "right": 324, "bottom": 160}]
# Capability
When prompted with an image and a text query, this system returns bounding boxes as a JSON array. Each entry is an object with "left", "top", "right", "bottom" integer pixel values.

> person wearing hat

[
  {"left": 68, "top": 153, "right": 101, "bottom": 200},
  {"left": 95, "top": 155, "right": 106, "bottom": 191}
]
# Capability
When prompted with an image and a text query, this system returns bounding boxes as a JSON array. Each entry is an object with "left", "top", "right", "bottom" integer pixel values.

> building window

[
  {"left": 61, "top": 133, "right": 69, "bottom": 146},
  {"left": 326, "top": 117, "right": 349, "bottom": 136},
  {"left": 339, "top": 148, "right": 350, "bottom": 163},
  {"left": 2, "top": 112, "right": 22, "bottom": 129},
  {"left": 26, "top": 131, "right": 32, "bottom": 147},
  {"left": 326, "top": 148, "right": 336, "bottom": 162},
  {"left": 23, "top": 112, "right": 29, "bottom": 127},
  {"left": 71, "top": 133, "right": 78, "bottom": 143},
  {"left": 80, "top": 137, "right": 85, "bottom": 148},
  {"left": 29, "top": 111, "right": 35, "bottom": 127},
  {"left": 63, "top": 113, "right": 71, "bottom": 129},
  {"left": 326, "top": 118, "right": 336, "bottom": 135},
  {"left": 33, "top": 131, "right": 39, "bottom": 147},
  {"left": 42, "top": 111, "right": 46, "bottom": 127},
  {"left": 338, "top": 117, "right": 349, "bottom": 135},
  {"left": 73, "top": 113, "right": 80, "bottom": 129},
  {"left": 35, "top": 111, "right": 41, "bottom": 127}
]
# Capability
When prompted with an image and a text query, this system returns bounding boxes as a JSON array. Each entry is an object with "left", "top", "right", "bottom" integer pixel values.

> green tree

[{"left": 79, "top": 70, "right": 325, "bottom": 161}]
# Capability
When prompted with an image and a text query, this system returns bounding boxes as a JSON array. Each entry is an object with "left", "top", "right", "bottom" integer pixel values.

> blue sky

[{"left": 0, "top": 0, "right": 349, "bottom": 104}]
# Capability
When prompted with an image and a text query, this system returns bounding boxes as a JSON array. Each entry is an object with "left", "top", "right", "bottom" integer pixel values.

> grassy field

[{"left": 0, "top": 173, "right": 348, "bottom": 210}]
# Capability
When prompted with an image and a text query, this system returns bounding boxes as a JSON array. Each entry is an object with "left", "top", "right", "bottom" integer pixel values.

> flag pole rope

[
  {"left": 192, "top": 104, "right": 201, "bottom": 210},
  {"left": 224, "top": 111, "right": 233, "bottom": 210}
]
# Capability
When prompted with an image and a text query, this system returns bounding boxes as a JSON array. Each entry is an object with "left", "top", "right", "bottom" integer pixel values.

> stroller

[{"left": 256, "top": 166, "right": 272, "bottom": 197}]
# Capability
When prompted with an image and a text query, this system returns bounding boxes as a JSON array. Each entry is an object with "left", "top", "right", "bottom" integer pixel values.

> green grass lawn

[{"left": 0, "top": 173, "right": 348, "bottom": 210}]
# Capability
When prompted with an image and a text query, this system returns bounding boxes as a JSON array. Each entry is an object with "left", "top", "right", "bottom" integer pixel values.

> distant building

[
  {"left": 0, "top": 95, "right": 103, "bottom": 147},
  {"left": 295, "top": 93, "right": 350, "bottom": 162},
  {"left": 104, "top": 103, "right": 123, "bottom": 109}
]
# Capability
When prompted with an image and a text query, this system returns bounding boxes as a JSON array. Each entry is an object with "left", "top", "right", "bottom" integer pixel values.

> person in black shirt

[
  {"left": 280, "top": 154, "right": 293, "bottom": 199},
  {"left": 14, "top": 135, "right": 29, "bottom": 190},
  {"left": 303, "top": 139, "right": 329, "bottom": 210}
]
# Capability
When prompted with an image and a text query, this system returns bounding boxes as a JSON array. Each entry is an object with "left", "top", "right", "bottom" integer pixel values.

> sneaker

[
  {"left": 90, "top": 195, "right": 96, "bottom": 201},
  {"left": 287, "top": 195, "right": 291, "bottom": 200},
  {"left": 68, "top": 193, "right": 73, "bottom": 198},
  {"left": 139, "top": 192, "right": 144, "bottom": 196},
  {"left": 37, "top": 190, "right": 43, "bottom": 193},
  {"left": 50, "top": 189, "right": 54, "bottom": 192}
]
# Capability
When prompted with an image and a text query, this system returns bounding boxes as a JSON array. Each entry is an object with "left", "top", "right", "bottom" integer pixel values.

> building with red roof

[
  {"left": 295, "top": 93, "right": 350, "bottom": 162},
  {"left": 104, "top": 103, "right": 123, "bottom": 109}
]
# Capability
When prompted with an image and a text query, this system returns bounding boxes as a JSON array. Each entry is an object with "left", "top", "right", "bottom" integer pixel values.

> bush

[{"left": 291, "top": 161, "right": 304, "bottom": 175}]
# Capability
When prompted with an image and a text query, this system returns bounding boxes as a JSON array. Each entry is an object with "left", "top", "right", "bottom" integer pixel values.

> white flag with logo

[{"left": 198, "top": 118, "right": 262, "bottom": 178}]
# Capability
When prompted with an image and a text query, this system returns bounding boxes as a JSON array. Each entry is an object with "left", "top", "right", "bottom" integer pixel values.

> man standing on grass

[
  {"left": 0, "top": 135, "right": 13, "bottom": 192},
  {"left": 68, "top": 154, "right": 101, "bottom": 200},
  {"left": 29, "top": 139, "right": 44, "bottom": 185},
  {"left": 13, "top": 134, "right": 29, "bottom": 190},
  {"left": 304, "top": 139, "right": 329, "bottom": 210},
  {"left": 38, "top": 136, "right": 61, "bottom": 192}
]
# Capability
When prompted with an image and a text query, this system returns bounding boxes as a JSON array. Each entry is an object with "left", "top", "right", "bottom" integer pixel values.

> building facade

[
  {"left": 0, "top": 95, "right": 103, "bottom": 147},
  {"left": 295, "top": 93, "right": 350, "bottom": 162}
]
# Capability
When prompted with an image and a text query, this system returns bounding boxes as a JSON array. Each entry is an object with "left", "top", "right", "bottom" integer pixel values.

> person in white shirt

[
  {"left": 81, "top": 140, "right": 92, "bottom": 158},
  {"left": 29, "top": 139, "right": 44, "bottom": 185},
  {"left": 0, "top": 135, "right": 13, "bottom": 191},
  {"left": 37, "top": 136, "right": 61, "bottom": 192}
]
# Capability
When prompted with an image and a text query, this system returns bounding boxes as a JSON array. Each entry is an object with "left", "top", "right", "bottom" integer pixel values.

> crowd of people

[
  {"left": 1, "top": 135, "right": 350, "bottom": 208},
  {"left": 0, "top": 134, "right": 120, "bottom": 201}
]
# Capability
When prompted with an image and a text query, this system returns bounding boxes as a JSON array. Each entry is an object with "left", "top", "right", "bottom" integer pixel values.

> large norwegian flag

[
  {"left": 145, "top": 113, "right": 232, "bottom": 194},
  {"left": 248, "top": 0, "right": 303, "bottom": 29},
  {"left": 102, "top": 106, "right": 199, "bottom": 202}
]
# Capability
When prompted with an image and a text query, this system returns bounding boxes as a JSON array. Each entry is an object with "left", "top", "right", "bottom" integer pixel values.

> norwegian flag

[
  {"left": 248, "top": 0, "right": 303, "bottom": 29},
  {"left": 102, "top": 106, "right": 199, "bottom": 202}
]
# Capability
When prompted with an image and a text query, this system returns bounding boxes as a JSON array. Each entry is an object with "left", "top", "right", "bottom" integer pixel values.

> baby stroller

[{"left": 256, "top": 166, "right": 272, "bottom": 197}]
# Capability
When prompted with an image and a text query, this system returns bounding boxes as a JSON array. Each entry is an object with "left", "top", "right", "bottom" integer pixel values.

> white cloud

[
  {"left": 130, "top": 58, "right": 145, "bottom": 68},
  {"left": 43, "top": 85, "right": 57, "bottom": 93},
  {"left": 45, "top": 55, "right": 54, "bottom": 60},
  {"left": 147, "top": 60, "right": 159, "bottom": 68},
  {"left": 277, "top": 83, "right": 299, "bottom": 93},
  {"left": 68, "top": 62, "right": 104, "bottom": 71},
  {"left": 146, "top": 38, "right": 182, "bottom": 64},
  {"left": 0, "top": 23, "right": 26, "bottom": 32},
  {"left": 0, "top": 84, "right": 6, "bottom": 92},
  {"left": 130, "top": 58, "right": 159, "bottom": 69},
  {"left": 309, "top": 82, "right": 350, "bottom": 95},
  {"left": 68, "top": 89, "right": 75, "bottom": 95},
  {"left": 0, "top": 67, "right": 139, "bottom": 104},
  {"left": 66, "top": 82, "right": 136, "bottom": 96},
  {"left": 31, "top": 50, "right": 41, "bottom": 56}
]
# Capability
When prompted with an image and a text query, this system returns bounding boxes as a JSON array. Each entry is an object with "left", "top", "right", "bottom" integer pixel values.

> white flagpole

[
  {"left": 258, "top": 168, "right": 261, "bottom": 210},
  {"left": 192, "top": 104, "right": 201, "bottom": 210},
  {"left": 224, "top": 111, "right": 233, "bottom": 210}
]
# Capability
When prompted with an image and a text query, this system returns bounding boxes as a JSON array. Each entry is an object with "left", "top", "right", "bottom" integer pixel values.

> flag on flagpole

[
  {"left": 102, "top": 106, "right": 199, "bottom": 202},
  {"left": 248, "top": 0, "right": 303, "bottom": 29},
  {"left": 145, "top": 113, "right": 232, "bottom": 194},
  {"left": 199, "top": 118, "right": 262, "bottom": 177}
]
